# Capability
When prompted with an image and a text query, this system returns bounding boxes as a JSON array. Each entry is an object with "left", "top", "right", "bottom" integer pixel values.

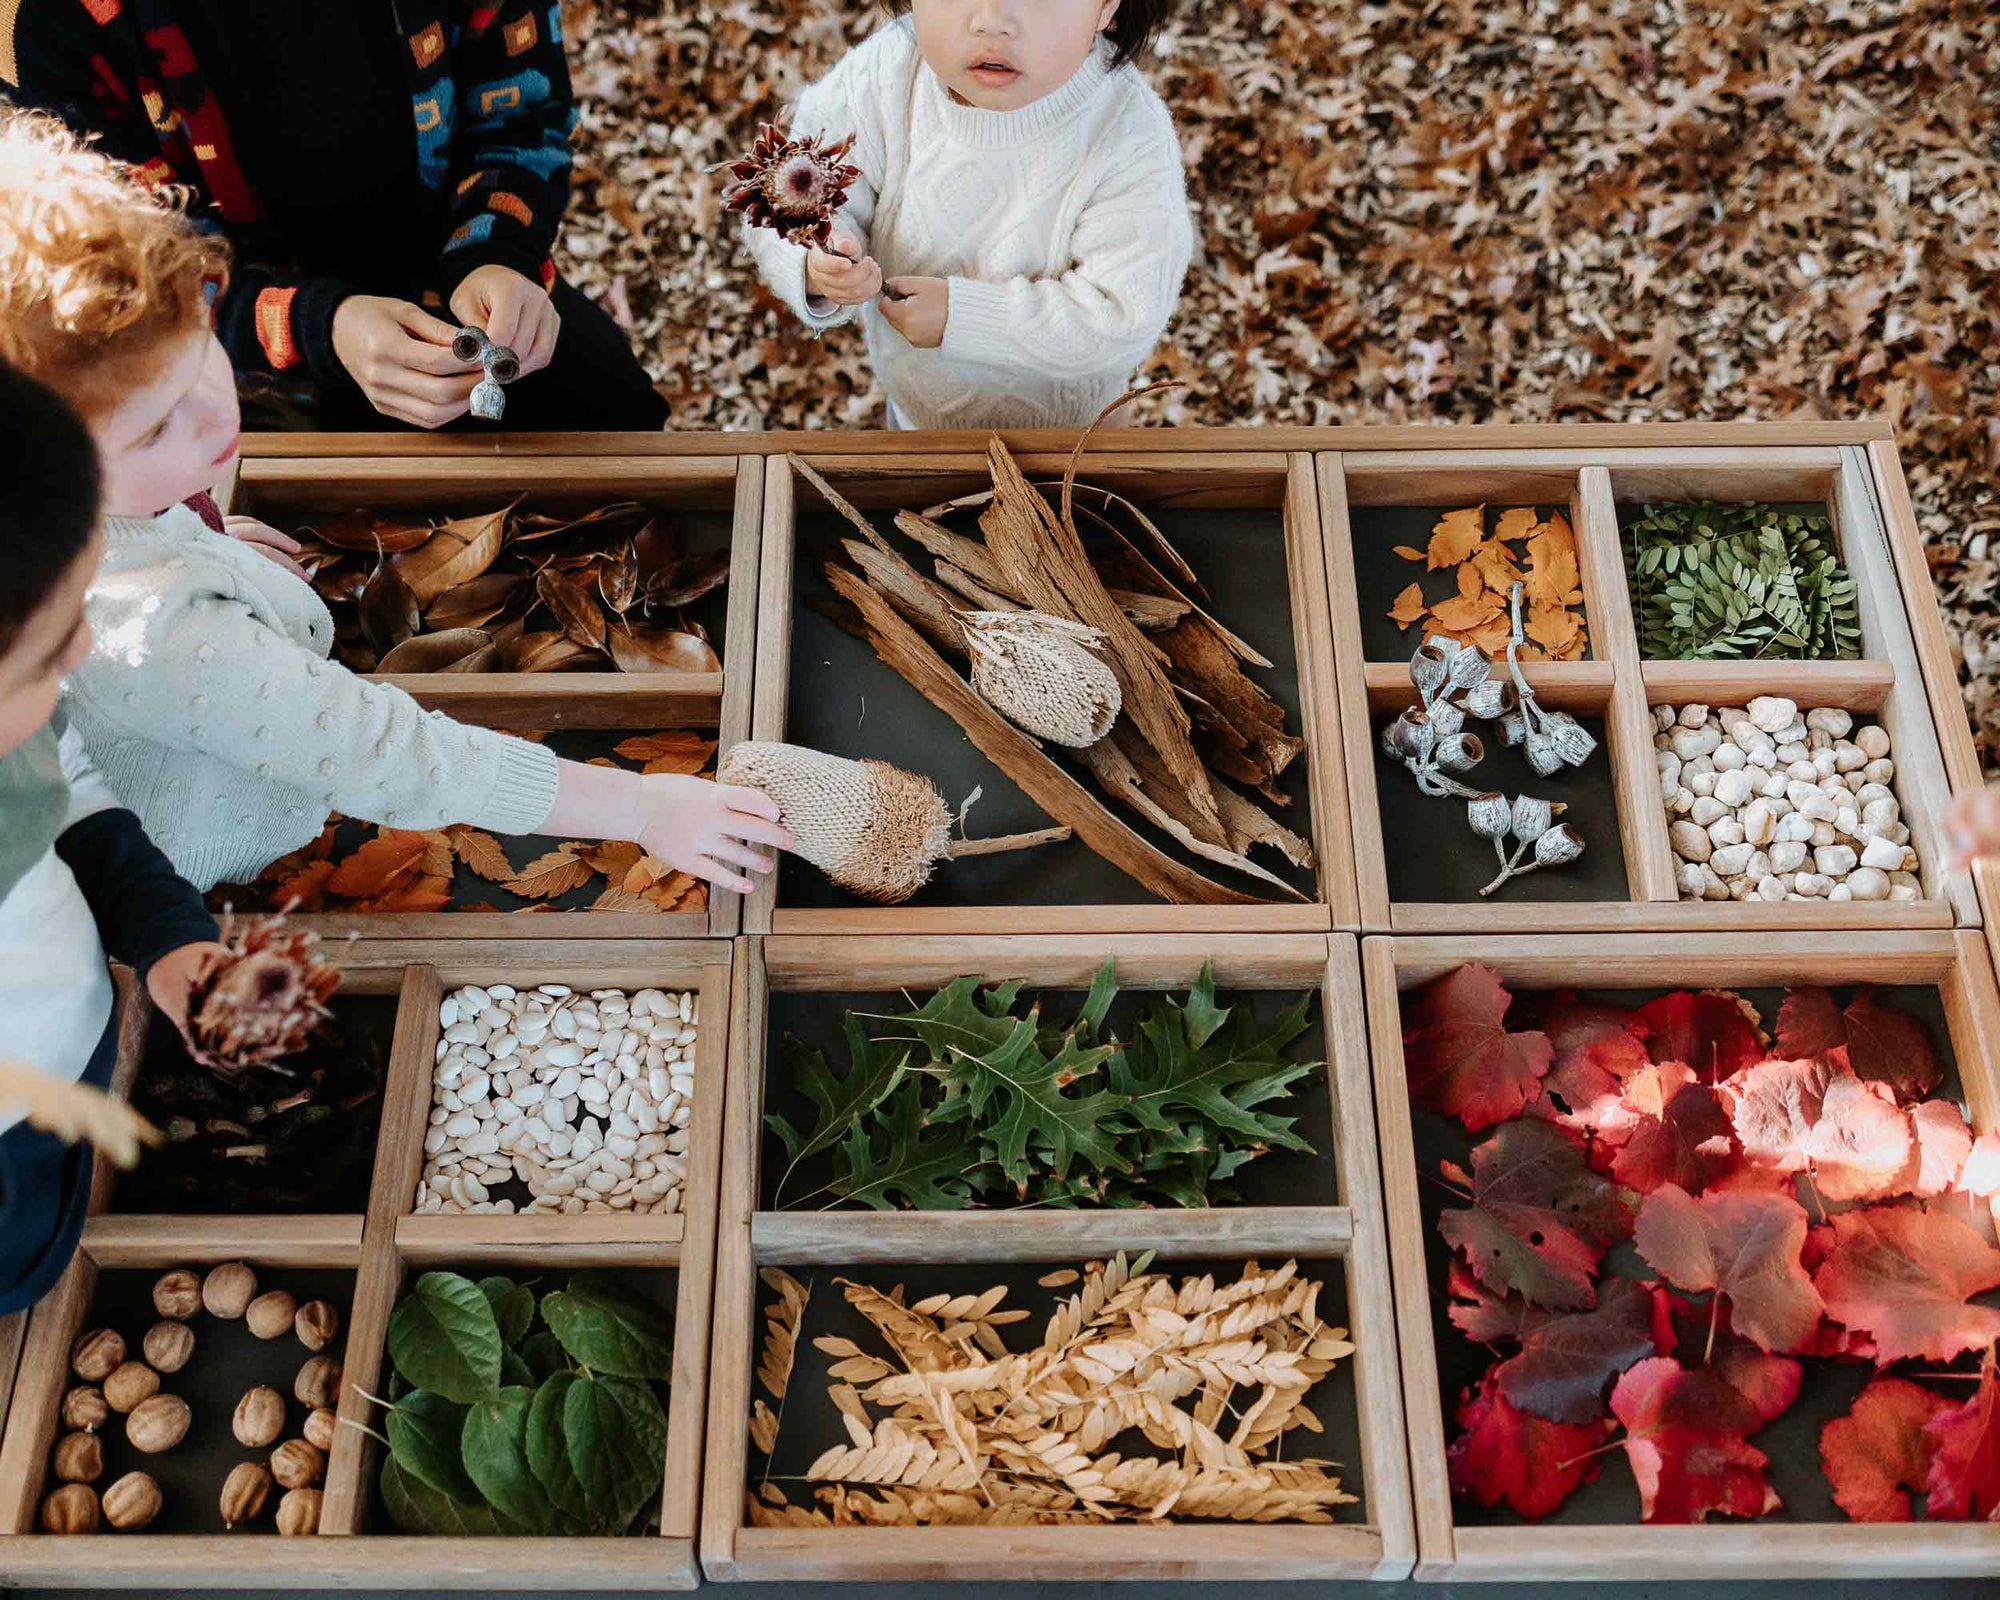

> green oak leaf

[
  {"left": 832, "top": 1079, "right": 975, "bottom": 1210},
  {"left": 766, "top": 1014, "right": 908, "bottom": 1205}
]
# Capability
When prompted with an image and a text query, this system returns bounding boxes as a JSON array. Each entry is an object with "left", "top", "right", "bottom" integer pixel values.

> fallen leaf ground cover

[{"left": 556, "top": 0, "right": 2000, "bottom": 765}]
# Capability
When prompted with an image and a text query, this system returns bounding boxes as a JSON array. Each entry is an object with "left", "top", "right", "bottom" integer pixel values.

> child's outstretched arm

[{"left": 538, "top": 760, "right": 792, "bottom": 896}]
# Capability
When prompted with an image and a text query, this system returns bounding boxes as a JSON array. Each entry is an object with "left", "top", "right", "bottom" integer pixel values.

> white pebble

[{"left": 1814, "top": 844, "right": 1858, "bottom": 877}]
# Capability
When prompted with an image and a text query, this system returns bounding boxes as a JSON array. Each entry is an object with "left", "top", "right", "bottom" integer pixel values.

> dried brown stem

[{"left": 941, "top": 826, "right": 1073, "bottom": 859}]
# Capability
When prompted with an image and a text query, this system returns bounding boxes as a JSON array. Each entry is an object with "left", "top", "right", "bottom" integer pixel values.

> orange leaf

[
  {"left": 448, "top": 826, "right": 516, "bottom": 882},
  {"left": 504, "top": 846, "right": 594, "bottom": 900},
  {"left": 420, "top": 831, "right": 455, "bottom": 879},
  {"left": 1471, "top": 542, "right": 1525, "bottom": 594},
  {"left": 613, "top": 730, "right": 717, "bottom": 775},
  {"left": 1457, "top": 562, "right": 1485, "bottom": 602},
  {"left": 585, "top": 839, "right": 646, "bottom": 879},
  {"left": 1427, "top": 505, "right": 1485, "bottom": 569},
  {"left": 1527, "top": 604, "right": 1583, "bottom": 654},
  {"left": 1493, "top": 507, "right": 1539, "bottom": 543},
  {"left": 326, "top": 830, "right": 429, "bottom": 898},
  {"left": 591, "top": 886, "right": 661, "bottom": 912},
  {"left": 643, "top": 869, "right": 704, "bottom": 911},
  {"left": 1392, "top": 544, "right": 1427, "bottom": 562},
  {"left": 269, "top": 858, "right": 337, "bottom": 913},
  {"left": 1429, "top": 593, "right": 1505, "bottom": 633},
  {"left": 1388, "top": 582, "right": 1428, "bottom": 625},
  {"left": 1526, "top": 530, "right": 1581, "bottom": 610},
  {"left": 623, "top": 853, "right": 673, "bottom": 893},
  {"left": 357, "top": 874, "right": 454, "bottom": 913},
  {"left": 1468, "top": 615, "right": 1518, "bottom": 656}
]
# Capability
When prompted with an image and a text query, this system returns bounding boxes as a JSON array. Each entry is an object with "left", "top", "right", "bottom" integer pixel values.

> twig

[{"left": 942, "top": 827, "right": 1073, "bottom": 859}]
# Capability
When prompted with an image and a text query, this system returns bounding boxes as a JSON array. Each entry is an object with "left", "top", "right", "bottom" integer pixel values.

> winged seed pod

[{"left": 721, "top": 122, "right": 861, "bottom": 250}]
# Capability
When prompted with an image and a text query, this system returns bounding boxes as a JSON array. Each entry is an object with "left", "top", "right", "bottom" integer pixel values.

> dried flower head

[
  {"left": 721, "top": 122, "right": 861, "bottom": 249},
  {"left": 186, "top": 916, "right": 340, "bottom": 1077}
]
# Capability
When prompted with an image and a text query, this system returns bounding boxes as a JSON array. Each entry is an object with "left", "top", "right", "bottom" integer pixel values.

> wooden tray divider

[
  {"left": 0, "top": 1252, "right": 98, "bottom": 1535},
  {"left": 1363, "top": 929, "right": 2000, "bottom": 1580},
  {"left": 1285, "top": 453, "right": 1360, "bottom": 929},
  {"left": 709, "top": 454, "right": 766, "bottom": 937},
  {"left": 701, "top": 933, "right": 1413, "bottom": 1581}
]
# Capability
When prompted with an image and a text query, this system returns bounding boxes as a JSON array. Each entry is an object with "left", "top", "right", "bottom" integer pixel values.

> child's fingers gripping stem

[
  {"left": 536, "top": 760, "right": 796, "bottom": 895},
  {"left": 449, "top": 265, "right": 561, "bottom": 379},
  {"left": 805, "top": 228, "right": 885, "bottom": 307},
  {"left": 144, "top": 940, "right": 229, "bottom": 1047}
]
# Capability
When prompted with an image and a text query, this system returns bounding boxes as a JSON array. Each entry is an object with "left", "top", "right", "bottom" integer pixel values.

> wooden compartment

[
  {"left": 742, "top": 452, "right": 1356, "bottom": 936},
  {"left": 0, "top": 940, "right": 727, "bottom": 1589},
  {"left": 1363, "top": 930, "right": 2000, "bottom": 1581},
  {"left": 700, "top": 934, "right": 1413, "bottom": 1580},
  {"left": 1321, "top": 447, "right": 1974, "bottom": 933},
  {"left": 216, "top": 451, "right": 764, "bottom": 939}
]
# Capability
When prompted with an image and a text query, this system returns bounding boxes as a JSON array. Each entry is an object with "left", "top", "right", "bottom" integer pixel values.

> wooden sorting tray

[
  {"left": 741, "top": 451, "right": 1357, "bottom": 936},
  {"left": 217, "top": 452, "right": 765, "bottom": 939},
  {"left": 1362, "top": 930, "right": 2000, "bottom": 1581},
  {"left": 0, "top": 940, "right": 728, "bottom": 1590},
  {"left": 700, "top": 934, "right": 1413, "bottom": 1581},
  {"left": 1321, "top": 446, "right": 1974, "bottom": 933}
]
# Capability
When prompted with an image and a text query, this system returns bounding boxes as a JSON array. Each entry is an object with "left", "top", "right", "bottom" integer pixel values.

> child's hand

[
  {"left": 222, "top": 517, "right": 309, "bottom": 583},
  {"left": 1942, "top": 782, "right": 2000, "bottom": 871},
  {"left": 631, "top": 775, "right": 794, "bottom": 896},
  {"left": 330, "top": 296, "right": 480, "bottom": 428},
  {"left": 881, "top": 276, "right": 949, "bottom": 348},
  {"left": 804, "top": 229, "right": 883, "bottom": 306},
  {"left": 448, "top": 265, "right": 561, "bottom": 380},
  {"left": 144, "top": 940, "right": 227, "bottom": 1043}
]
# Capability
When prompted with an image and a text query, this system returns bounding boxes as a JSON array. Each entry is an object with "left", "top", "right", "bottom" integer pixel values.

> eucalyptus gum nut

[
  {"left": 1467, "top": 793, "right": 1511, "bottom": 839},
  {"left": 1534, "top": 824, "right": 1584, "bottom": 867}
]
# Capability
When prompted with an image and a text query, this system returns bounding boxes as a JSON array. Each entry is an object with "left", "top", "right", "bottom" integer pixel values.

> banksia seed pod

[
  {"left": 184, "top": 916, "right": 339, "bottom": 1077},
  {"left": 102, "top": 1471, "right": 161, "bottom": 1531},
  {"left": 959, "top": 611, "right": 1121, "bottom": 748},
  {"left": 721, "top": 122, "right": 861, "bottom": 250}
]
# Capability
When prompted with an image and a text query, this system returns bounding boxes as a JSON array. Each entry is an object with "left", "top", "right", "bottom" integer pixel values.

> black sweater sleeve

[{"left": 54, "top": 809, "right": 219, "bottom": 986}]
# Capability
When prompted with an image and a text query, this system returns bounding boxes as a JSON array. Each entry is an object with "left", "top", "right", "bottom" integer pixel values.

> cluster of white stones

[
  {"left": 1655, "top": 697, "right": 1921, "bottom": 905},
  {"left": 413, "top": 984, "right": 696, "bottom": 1215}
]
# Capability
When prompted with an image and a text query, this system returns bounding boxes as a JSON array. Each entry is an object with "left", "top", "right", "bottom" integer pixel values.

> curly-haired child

[
  {"left": 0, "top": 110, "right": 791, "bottom": 896},
  {"left": 742, "top": 0, "right": 1193, "bottom": 430}
]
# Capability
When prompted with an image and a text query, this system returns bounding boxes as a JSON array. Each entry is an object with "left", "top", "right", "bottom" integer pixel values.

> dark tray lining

[
  {"left": 1372, "top": 713, "right": 1628, "bottom": 903},
  {"left": 114, "top": 996, "right": 396, "bottom": 1216},
  {"left": 781, "top": 505, "right": 1318, "bottom": 909},
  {"left": 1348, "top": 504, "right": 1596, "bottom": 664},
  {"left": 1403, "top": 982, "right": 1981, "bottom": 1528},
  {"left": 759, "top": 985, "right": 1340, "bottom": 1213},
  {"left": 748, "top": 1254, "right": 1369, "bottom": 1525},
  {"left": 360, "top": 1264, "right": 678, "bottom": 1538},
  {"left": 1617, "top": 500, "right": 1857, "bottom": 664},
  {"left": 55, "top": 1266, "right": 354, "bottom": 1536}
]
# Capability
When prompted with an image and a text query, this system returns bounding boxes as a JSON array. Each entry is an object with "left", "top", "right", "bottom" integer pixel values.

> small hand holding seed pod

[
  {"left": 185, "top": 917, "right": 339, "bottom": 1077},
  {"left": 450, "top": 326, "right": 522, "bottom": 421},
  {"left": 717, "top": 741, "right": 1070, "bottom": 904}
]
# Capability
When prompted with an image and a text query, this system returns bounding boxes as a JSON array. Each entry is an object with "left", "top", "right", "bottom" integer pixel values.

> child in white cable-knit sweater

[{"left": 743, "top": 0, "right": 1193, "bottom": 430}]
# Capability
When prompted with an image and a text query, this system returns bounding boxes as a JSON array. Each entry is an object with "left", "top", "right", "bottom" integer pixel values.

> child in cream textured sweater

[
  {"left": 743, "top": 0, "right": 1193, "bottom": 430},
  {"left": 0, "top": 112, "right": 791, "bottom": 895}
]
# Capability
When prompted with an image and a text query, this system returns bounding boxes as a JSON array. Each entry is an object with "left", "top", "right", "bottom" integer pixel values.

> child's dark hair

[
  {"left": 0, "top": 362, "right": 103, "bottom": 651},
  {"left": 886, "top": 0, "right": 1171, "bottom": 68}
]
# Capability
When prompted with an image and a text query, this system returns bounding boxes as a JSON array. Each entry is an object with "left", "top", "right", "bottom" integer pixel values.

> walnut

[
  {"left": 219, "top": 1461, "right": 273, "bottom": 1528},
  {"left": 293, "top": 1299, "right": 341, "bottom": 1352},
  {"left": 302, "top": 1407, "right": 337, "bottom": 1451},
  {"left": 69, "top": 1327, "right": 124, "bottom": 1383},
  {"left": 269, "top": 1438, "right": 324, "bottom": 1490},
  {"left": 61, "top": 1386, "right": 109, "bottom": 1433},
  {"left": 232, "top": 1385, "right": 286, "bottom": 1449},
  {"left": 101, "top": 1471, "right": 162, "bottom": 1531},
  {"left": 142, "top": 1320, "right": 196, "bottom": 1374},
  {"left": 52, "top": 1431, "right": 103, "bottom": 1484},
  {"left": 102, "top": 1361, "right": 160, "bottom": 1414},
  {"left": 246, "top": 1289, "right": 296, "bottom": 1340},
  {"left": 40, "top": 1482, "right": 99, "bottom": 1534},
  {"left": 275, "top": 1487, "right": 321, "bottom": 1537},
  {"left": 151, "top": 1269, "right": 203, "bottom": 1320},
  {"left": 125, "top": 1393, "right": 191, "bottom": 1453},
  {"left": 202, "top": 1262, "right": 257, "bottom": 1319},
  {"left": 294, "top": 1354, "right": 342, "bottom": 1410}
]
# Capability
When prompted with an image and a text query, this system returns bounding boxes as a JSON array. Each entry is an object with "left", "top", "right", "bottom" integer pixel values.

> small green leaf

[
  {"left": 520, "top": 1329, "right": 571, "bottom": 1383},
  {"left": 380, "top": 1454, "right": 511, "bottom": 1536},
  {"left": 833, "top": 1079, "right": 974, "bottom": 1210},
  {"left": 525, "top": 1372, "right": 595, "bottom": 1526},
  {"left": 386, "top": 1389, "right": 477, "bottom": 1504},
  {"left": 500, "top": 1347, "right": 536, "bottom": 1389},
  {"left": 564, "top": 1373, "right": 667, "bottom": 1532},
  {"left": 478, "top": 1276, "right": 535, "bottom": 1344},
  {"left": 1078, "top": 956, "right": 1118, "bottom": 1037},
  {"left": 542, "top": 1272, "right": 672, "bottom": 1380},
  {"left": 462, "top": 1386, "right": 566, "bottom": 1533},
  {"left": 387, "top": 1272, "right": 503, "bottom": 1403},
  {"left": 766, "top": 1016, "right": 908, "bottom": 1203}
]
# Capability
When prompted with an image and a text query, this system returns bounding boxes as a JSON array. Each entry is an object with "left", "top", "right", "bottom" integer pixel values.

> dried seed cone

[
  {"left": 153, "top": 1269, "right": 203, "bottom": 1320},
  {"left": 246, "top": 1290, "right": 297, "bottom": 1340},
  {"left": 143, "top": 1320, "right": 196, "bottom": 1374},
  {"left": 102, "top": 1471, "right": 161, "bottom": 1530},
  {"left": 185, "top": 916, "right": 339, "bottom": 1076},
  {"left": 718, "top": 741, "right": 950, "bottom": 905},
  {"left": 53, "top": 1431, "right": 103, "bottom": 1483},
  {"left": 276, "top": 1487, "right": 321, "bottom": 1536},
  {"left": 203, "top": 1261, "right": 257, "bottom": 1318},
  {"left": 102, "top": 1361, "right": 159, "bottom": 1414},
  {"left": 220, "top": 1461, "right": 272, "bottom": 1528},
  {"left": 126, "top": 1393, "right": 191, "bottom": 1453},
  {"left": 234, "top": 1385, "right": 286, "bottom": 1448},
  {"left": 270, "top": 1438, "right": 324, "bottom": 1490},
  {"left": 40, "top": 1482, "right": 98, "bottom": 1533},
  {"left": 70, "top": 1327, "right": 124, "bottom": 1382},
  {"left": 720, "top": 121, "right": 861, "bottom": 249},
  {"left": 960, "top": 611, "right": 1121, "bottom": 748}
]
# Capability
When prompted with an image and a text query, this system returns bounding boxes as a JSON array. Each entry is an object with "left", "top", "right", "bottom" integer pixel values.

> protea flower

[
  {"left": 721, "top": 122, "right": 861, "bottom": 250},
  {"left": 185, "top": 916, "right": 340, "bottom": 1078}
]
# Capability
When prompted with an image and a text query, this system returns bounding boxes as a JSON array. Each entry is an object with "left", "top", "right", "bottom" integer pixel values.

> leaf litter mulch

[{"left": 555, "top": 0, "right": 2000, "bottom": 767}]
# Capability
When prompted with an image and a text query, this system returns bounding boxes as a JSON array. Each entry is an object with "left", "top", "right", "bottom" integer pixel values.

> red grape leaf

[
  {"left": 1438, "top": 1119, "right": 1634, "bottom": 1311},
  {"left": 1494, "top": 1276, "right": 1657, "bottom": 1423},
  {"left": 1522, "top": 994, "right": 1652, "bottom": 1131},
  {"left": 1729, "top": 1060, "right": 1913, "bottom": 1202},
  {"left": 1652, "top": 1290, "right": 1803, "bottom": 1424},
  {"left": 1609, "top": 1357, "right": 1780, "bottom": 1523},
  {"left": 1611, "top": 1079, "right": 1741, "bottom": 1195},
  {"left": 1839, "top": 989, "right": 1942, "bottom": 1100},
  {"left": 1633, "top": 1184, "right": 1824, "bottom": 1353},
  {"left": 1446, "top": 1259, "right": 1554, "bottom": 1346},
  {"left": 1405, "top": 963, "right": 1554, "bottom": 1132},
  {"left": 1924, "top": 1357, "right": 2000, "bottom": 1521},
  {"left": 1819, "top": 1376, "right": 1952, "bottom": 1522},
  {"left": 1961, "top": 1133, "right": 2000, "bottom": 1197},
  {"left": 1775, "top": 986, "right": 1847, "bottom": 1061},
  {"left": 1812, "top": 1204, "right": 2000, "bottom": 1364},
  {"left": 1901, "top": 1099, "right": 1974, "bottom": 1198},
  {"left": 1448, "top": 1370, "right": 1613, "bottom": 1519},
  {"left": 1635, "top": 990, "right": 1764, "bottom": 1084}
]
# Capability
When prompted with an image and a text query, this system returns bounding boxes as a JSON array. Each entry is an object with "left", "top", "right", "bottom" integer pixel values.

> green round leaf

[
  {"left": 385, "top": 1389, "right": 476, "bottom": 1504},
  {"left": 541, "top": 1273, "right": 672, "bottom": 1380},
  {"left": 388, "top": 1272, "right": 503, "bottom": 1404},
  {"left": 461, "top": 1386, "right": 567, "bottom": 1534},
  {"left": 478, "top": 1275, "right": 535, "bottom": 1345},
  {"left": 524, "top": 1371, "right": 595, "bottom": 1527},
  {"left": 564, "top": 1373, "right": 667, "bottom": 1531},
  {"left": 380, "top": 1455, "right": 510, "bottom": 1536},
  {"left": 500, "top": 1347, "right": 536, "bottom": 1390},
  {"left": 520, "top": 1329, "right": 570, "bottom": 1384}
]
